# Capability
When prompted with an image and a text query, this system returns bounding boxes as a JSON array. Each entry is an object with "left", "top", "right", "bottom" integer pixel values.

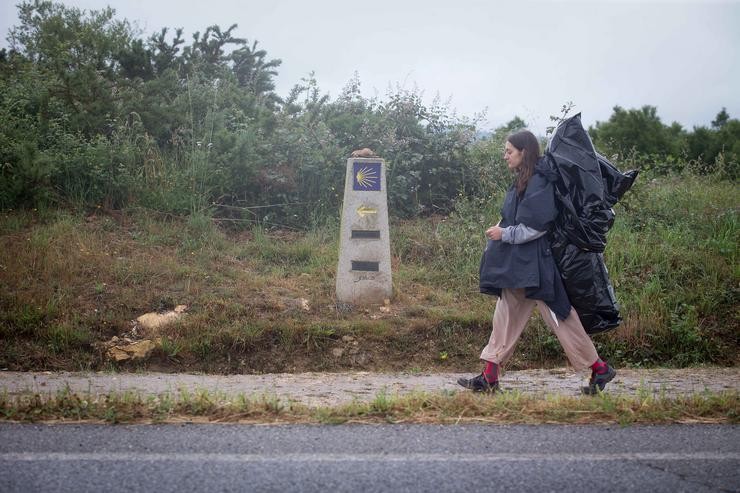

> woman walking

[{"left": 458, "top": 130, "right": 616, "bottom": 395}]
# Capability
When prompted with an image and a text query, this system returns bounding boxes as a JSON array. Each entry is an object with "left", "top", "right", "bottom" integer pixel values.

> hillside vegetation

[
  {"left": 1, "top": 174, "right": 736, "bottom": 372},
  {"left": 0, "top": 2, "right": 737, "bottom": 373},
  {"left": 2, "top": 1, "right": 738, "bottom": 223}
]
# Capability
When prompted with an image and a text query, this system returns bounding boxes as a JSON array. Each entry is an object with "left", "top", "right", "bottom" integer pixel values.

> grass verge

[
  {"left": 1, "top": 388, "right": 737, "bottom": 425},
  {"left": 0, "top": 174, "right": 737, "bottom": 372}
]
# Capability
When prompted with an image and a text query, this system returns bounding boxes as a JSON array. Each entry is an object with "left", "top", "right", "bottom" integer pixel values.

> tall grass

[
  {"left": 598, "top": 175, "right": 738, "bottom": 365},
  {"left": 0, "top": 173, "right": 737, "bottom": 372}
]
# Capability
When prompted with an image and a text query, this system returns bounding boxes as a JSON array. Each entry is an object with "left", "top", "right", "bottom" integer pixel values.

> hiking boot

[
  {"left": 457, "top": 374, "right": 500, "bottom": 393},
  {"left": 581, "top": 364, "right": 617, "bottom": 395}
]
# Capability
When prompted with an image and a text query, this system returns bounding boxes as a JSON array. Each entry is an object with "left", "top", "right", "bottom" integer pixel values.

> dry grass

[
  {"left": 0, "top": 209, "right": 493, "bottom": 373},
  {"left": 1, "top": 174, "right": 738, "bottom": 373},
  {"left": 1, "top": 387, "right": 737, "bottom": 425}
]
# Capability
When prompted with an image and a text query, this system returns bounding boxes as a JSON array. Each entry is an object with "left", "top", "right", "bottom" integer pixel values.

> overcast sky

[{"left": 2, "top": 0, "right": 739, "bottom": 135}]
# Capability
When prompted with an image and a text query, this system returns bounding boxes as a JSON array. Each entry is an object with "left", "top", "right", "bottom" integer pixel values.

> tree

[
  {"left": 712, "top": 107, "right": 730, "bottom": 129},
  {"left": 116, "top": 38, "right": 154, "bottom": 81},
  {"left": 589, "top": 105, "right": 680, "bottom": 157},
  {"left": 9, "top": 0, "right": 135, "bottom": 136},
  {"left": 231, "top": 41, "right": 282, "bottom": 100},
  {"left": 467, "top": 117, "right": 529, "bottom": 197},
  {"left": 180, "top": 24, "right": 245, "bottom": 79},
  {"left": 688, "top": 109, "right": 740, "bottom": 175},
  {"left": 148, "top": 27, "right": 185, "bottom": 75}
]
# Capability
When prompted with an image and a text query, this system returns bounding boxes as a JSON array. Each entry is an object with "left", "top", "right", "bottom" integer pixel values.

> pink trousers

[{"left": 479, "top": 288, "right": 599, "bottom": 371}]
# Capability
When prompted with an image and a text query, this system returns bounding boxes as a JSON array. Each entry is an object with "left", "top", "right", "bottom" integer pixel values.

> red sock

[
  {"left": 483, "top": 361, "right": 498, "bottom": 383},
  {"left": 591, "top": 359, "right": 608, "bottom": 374}
]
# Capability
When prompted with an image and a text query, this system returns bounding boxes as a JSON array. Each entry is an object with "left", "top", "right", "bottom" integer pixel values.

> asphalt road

[{"left": 1, "top": 424, "right": 738, "bottom": 492}]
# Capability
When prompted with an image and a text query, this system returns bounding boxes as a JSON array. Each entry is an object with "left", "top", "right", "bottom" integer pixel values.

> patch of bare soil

[{"left": 2, "top": 367, "right": 737, "bottom": 407}]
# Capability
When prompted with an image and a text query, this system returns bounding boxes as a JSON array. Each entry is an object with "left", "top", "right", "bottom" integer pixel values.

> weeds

[
  {"left": 159, "top": 336, "right": 183, "bottom": 359},
  {"left": 0, "top": 175, "right": 737, "bottom": 373},
  {"left": 1, "top": 388, "right": 736, "bottom": 425}
]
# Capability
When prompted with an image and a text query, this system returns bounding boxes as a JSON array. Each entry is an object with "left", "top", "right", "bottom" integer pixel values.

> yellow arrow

[{"left": 357, "top": 206, "right": 378, "bottom": 217}]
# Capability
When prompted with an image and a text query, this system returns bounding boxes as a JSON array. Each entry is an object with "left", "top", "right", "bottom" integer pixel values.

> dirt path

[{"left": 2, "top": 368, "right": 737, "bottom": 407}]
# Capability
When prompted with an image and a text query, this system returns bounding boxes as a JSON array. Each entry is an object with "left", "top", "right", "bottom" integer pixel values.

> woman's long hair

[{"left": 507, "top": 130, "right": 541, "bottom": 196}]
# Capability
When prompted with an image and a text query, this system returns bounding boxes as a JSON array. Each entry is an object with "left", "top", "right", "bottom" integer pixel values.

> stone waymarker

[{"left": 336, "top": 156, "right": 392, "bottom": 305}]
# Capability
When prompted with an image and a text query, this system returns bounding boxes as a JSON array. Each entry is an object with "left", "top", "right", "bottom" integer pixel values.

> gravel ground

[{"left": 1, "top": 368, "right": 738, "bottom": 407}]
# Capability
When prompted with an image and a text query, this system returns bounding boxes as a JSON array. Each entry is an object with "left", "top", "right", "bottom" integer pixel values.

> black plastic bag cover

[
  {"left": 549, "top": 230, "right": 622, "bottom": 334},
  {"left": 598, "top": 153, "right": 640, "bottom": 208},
  {"left": 545, "top": 114, "right": 638, "bottom": 334}
]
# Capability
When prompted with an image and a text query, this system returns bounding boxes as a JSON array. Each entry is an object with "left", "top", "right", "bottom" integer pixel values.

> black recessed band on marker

[
  {"left": 351, "top": 261, "right": 380, "bottom": 272},
  {"left": 351, "top": 230, "right": 381, "bottom": 239}
]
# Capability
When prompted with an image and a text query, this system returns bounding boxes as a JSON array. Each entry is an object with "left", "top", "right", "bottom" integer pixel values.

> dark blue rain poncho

[{"left": 479, "top": 158, "right": 572, "bottom": 320}]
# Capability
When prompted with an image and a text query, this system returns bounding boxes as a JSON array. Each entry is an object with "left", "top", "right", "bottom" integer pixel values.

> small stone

[
  {"left": 331, "top": 348, "right": 345, "bottom": 358},
  {"left": 126, "top": 340, "right": 157, "bottom": 361},
  {"left": 137, "top": 310, "right": 183, "bottom": 331},
  {"left": 278, "top": 297, "right": 311, "bottom": 312},
  {"left": 350, "top": 148, "right": 377, "bottom": 158},
  {"left": 335, "top": 302, "right": 353, "bottom": 314},
  {"left": 106, "top": 339, "right": 157, "bottom": 362},
  {"left": 107, "top": 347, "right": 130, "bottom": 362},
  {"left": 341, "top": 335, "right": 355, "bottom": 343},
  {"left": 351, "top": 353, "right": 370, "bottom": 365}
]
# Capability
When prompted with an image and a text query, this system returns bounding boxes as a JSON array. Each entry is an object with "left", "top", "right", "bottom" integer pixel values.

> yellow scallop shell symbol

[{"left": 355, "top": 166, "right": 378, "bottom": 188}]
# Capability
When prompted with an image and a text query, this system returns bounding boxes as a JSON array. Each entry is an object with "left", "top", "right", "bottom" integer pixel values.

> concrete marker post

[{"left": 335, "top": 156, "right": 392, "bottom": 305}]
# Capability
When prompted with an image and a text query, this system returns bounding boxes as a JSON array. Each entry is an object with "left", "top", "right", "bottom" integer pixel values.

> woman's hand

[{"left": 486, "top": 225, "right": 503, "bottom": 241}]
